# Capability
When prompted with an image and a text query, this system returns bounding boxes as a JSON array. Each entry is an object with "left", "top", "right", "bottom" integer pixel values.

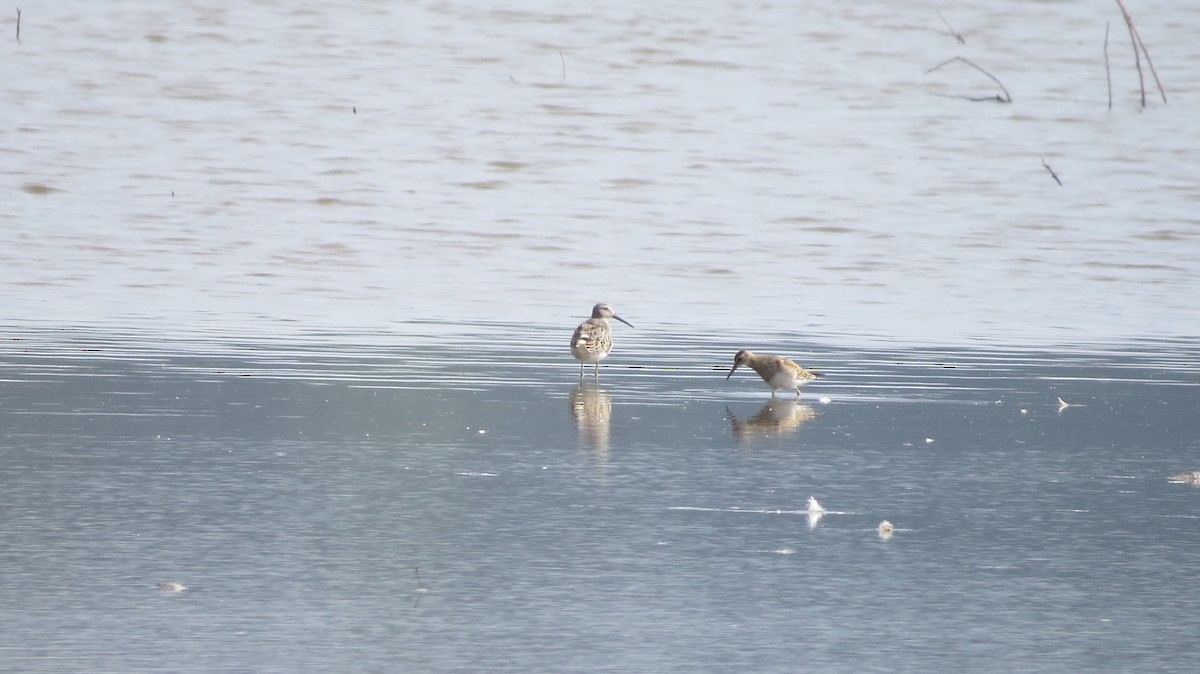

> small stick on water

[
  {"left": 1114, "top": 0, "right": 1166, "bottom": 105},
  {"left": 1103, "top": 21, "right": 1113, "bottom": 110},
  {"left": 936, "top": 10, "right": 965, "bottom": 44},
  {"left": 16, "top": 8, "right": 20, "bottom": 44},
  {"left": 559, "top": 49, "right": 566, "bottom": 82},
  {"left": 1041, "top": 156, "right": 1062, "bottom": 186},
  {"left": 925, "top": 56, "right": 1012, "bottom": 103}
]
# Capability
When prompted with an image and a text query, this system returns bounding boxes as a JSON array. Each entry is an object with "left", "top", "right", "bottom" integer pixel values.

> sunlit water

[
  {"left": 3, "top": 0, "right": 1200, "bottom": 671},
  {"left": 2, "top": 326, "right": 1198, "bottom": 672},
  {"left": 4, "top": 0, "right": 1199, "bottom": 344}
]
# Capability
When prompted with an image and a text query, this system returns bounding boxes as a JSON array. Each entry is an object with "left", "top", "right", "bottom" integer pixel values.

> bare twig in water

[
  {"left": 937, "top": 10, "right": 965, "bottom": 44},
  {"left": 1115, "top": 0, "right": 1167, "bottom": 105},
  {"left": 559, "top": 50, "right": 566, "bottom": 82},
  {"left": 1117, "top": 2, "right": 1145, "bottom": 106},
  {"left": 16, "top": 8, "right": 20, "bottom": 44},
  {"left": 1103, "top": 22, "right": 1113, "bottom": 110},
  {"left": 925, "top": 57, "right": 1012, "bottom": 103},
  {"left": 1041, "top": 156, "right": 1062, "bottom": 186}
]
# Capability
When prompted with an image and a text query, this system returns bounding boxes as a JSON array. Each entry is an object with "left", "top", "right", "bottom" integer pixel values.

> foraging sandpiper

[{"left": 726, "top": 350, "right": 821, "bottom": 397}]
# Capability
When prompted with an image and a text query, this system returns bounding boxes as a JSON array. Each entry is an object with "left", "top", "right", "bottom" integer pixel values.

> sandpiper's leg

[
  {"left": 794, "top": 387, "right": 801, "bottom": 399},
  {"left": 770, "top": 389, "right": 777, "bottom": 398},
  {"left": 593, "top": 363, "right": 600, "bottom": 378}
]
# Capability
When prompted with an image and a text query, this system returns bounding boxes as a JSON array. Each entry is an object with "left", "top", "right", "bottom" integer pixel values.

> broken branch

[{"left": 925, "top": 56, "right": 1012, "bottom": 103}]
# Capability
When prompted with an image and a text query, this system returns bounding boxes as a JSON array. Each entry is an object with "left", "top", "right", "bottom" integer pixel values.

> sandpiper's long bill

[
  {"left": 726, "top": 349, "right": 821, "bottom": 398},
  {"left": 570, "top": 303, "right": 633, "bottom": 377}
]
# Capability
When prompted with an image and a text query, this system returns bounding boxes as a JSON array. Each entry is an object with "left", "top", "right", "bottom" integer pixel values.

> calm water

[
  {"left": 3, "top": 0, "right": 1200, "bottom": 671},
  {"left": 2, "top": 326, "right": 1198, "bottom": 672}
]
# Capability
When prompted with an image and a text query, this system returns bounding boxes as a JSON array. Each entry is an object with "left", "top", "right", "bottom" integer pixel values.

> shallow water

[
  {"left": 4, "top": 0, "right": 1199, "bottom": 344},
  {"left": 3, "top": 0, "right": 1200, "bottom": 670},
  {"left": 1, "top": 326, "right": 1198, "bottom": 672}
]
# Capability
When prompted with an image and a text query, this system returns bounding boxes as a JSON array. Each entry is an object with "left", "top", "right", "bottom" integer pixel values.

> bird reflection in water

[
  {"left": 727, "top": 398, "right": 819, "bottom": 444},
  {"left": 570, "top": 383, "right": 612, "bottom": 458}
]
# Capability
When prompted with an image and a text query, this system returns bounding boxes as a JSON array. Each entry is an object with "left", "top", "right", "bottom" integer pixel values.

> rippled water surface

[
  {"left": 4, "top": 0, "right": 1199, "bottom": 343},
  {"left": 3, "top": 0, "right": 1200, "bottom": 671}
]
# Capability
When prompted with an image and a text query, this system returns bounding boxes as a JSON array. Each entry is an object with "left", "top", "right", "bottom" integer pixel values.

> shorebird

[
  {"left": 570, "top": 303, "right": 633, "bottom": 377},
  {"left": 725, "top": 350, "right": 821, "bottom": 398}
]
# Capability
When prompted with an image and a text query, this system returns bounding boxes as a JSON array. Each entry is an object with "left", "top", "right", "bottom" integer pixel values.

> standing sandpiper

[
  {"left": 726, "top": 350, "right": 821, "bottom": 398},
  {"left": 570, "top": 303, "right": 633, "bottom": 377}
]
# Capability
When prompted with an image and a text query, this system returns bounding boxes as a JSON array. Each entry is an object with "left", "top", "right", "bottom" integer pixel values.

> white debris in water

[
  {"left": 877, "top": 520, "right": 895, "bottom": 539},
  {"left": 155, "top": 581, "right": 187, "bottom": 594}
]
